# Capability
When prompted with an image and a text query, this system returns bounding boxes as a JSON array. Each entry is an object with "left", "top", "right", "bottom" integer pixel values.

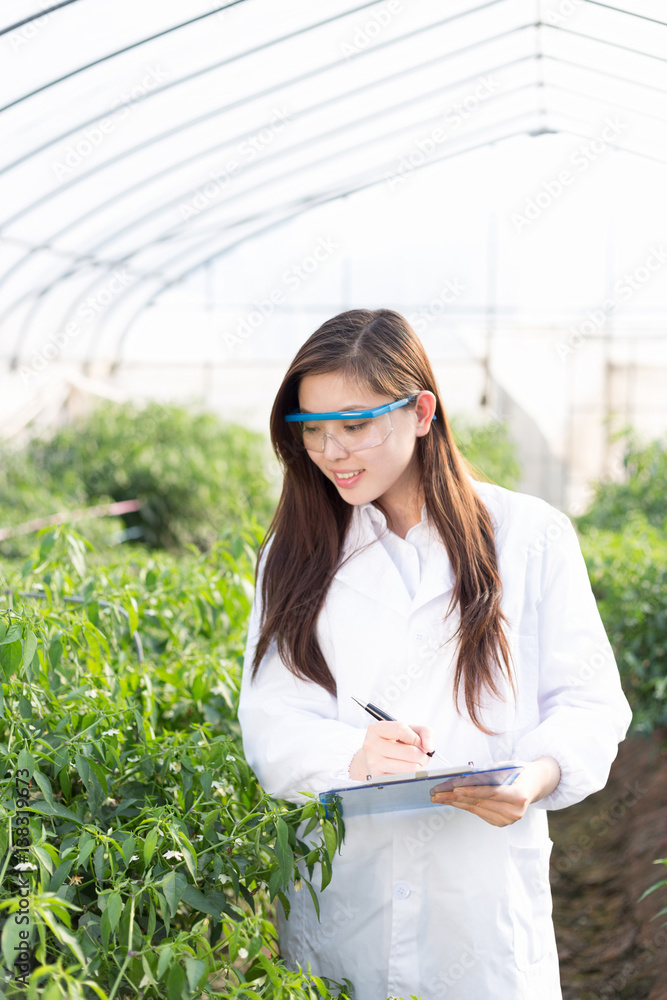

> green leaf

[
  {"left": 28, "top": 800, "right": 80, "bottom": 824},
  {"left": 303, "top": 877, "right": 321, "bottom": 921},
  {"left": 107, "top": 891, "right": 122, "bottom": 933},
  {"left": 158, "top": 870, "right": 187, "bottom": 918},
  {"left": 49, "top": 858, "right": 75, "bottom": 893},
  {"left": 93, "top": 843, "right": 106, "bottom": 881},
  {"left": 77, "top": 834, "right": 96, "bottom": 869},
  {"left": 32, "top": 771, "right": 54, "bottom": 808},
  {"left": 166, "top": 960, "right": 186, "bottom": 1000},
  {"left": 322, "top": 818, "right": 338, "bottom": 860},
  {"left": 22, "top": 630, "right": 38, "bottom": 669},
  {"left": 17, "top": 747, "right": 35, "bottom": 779},
  {"left": 275, "top": 817, "right": 293, "bottom": 885},
  {"left": 38, "top": 908, "right": 85, "bottom": 965},
  {"left": 185, "top": 957, "right": 207, "bottom": 993},
  {"left": 181, "top": 884, "right": 222, "bottom": 920},
  {"left": 0, "top": 640, "right": 23, "bottom": 678},
  {"left": 2, "top": 908, "right": 33, "bottom": 971},
  {"left": 157, "top": 944, "right": 174, "bottom": 980},
  {"left": 32, "top": 844, "right": 55, "bottom": 876},
  {"left": 144, "top": 827, "right": 158, "bottom": 868},
  {"left": 119, "top": 835, "right": 136, "bottom": 866},
  {"left": 126, "top": 598, "right": 139, "bottom": 635},
  {"left": 48, "top": 636, "right": 63, "bottom": 669},
  {"left": 320, "top": 854, "right": 332, "bottom": 892},
  {"left": 0, "top": 623, "right": 22, "bottom": 645},
  {"left": 268, "top": 867, "right": 282, "bottom": 900}
]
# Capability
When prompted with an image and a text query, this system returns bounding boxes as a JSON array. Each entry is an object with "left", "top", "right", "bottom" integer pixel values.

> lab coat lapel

[
  {"left": 334, "top": 506, "right": 412, "bottom": 618},
  {"left": 410, "top": 528, "right": 456, "bottom": 615},
  {"left": 333, "top": 505, "right": 456, "bottom": 618}
]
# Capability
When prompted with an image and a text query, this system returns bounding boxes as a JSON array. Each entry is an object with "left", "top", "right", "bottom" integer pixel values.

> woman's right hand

[{"left": 348, "top": 721, "right": 435, "bottom": 780}]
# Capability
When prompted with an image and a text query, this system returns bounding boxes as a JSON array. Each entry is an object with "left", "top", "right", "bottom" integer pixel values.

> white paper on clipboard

[{"left": 319, "top": 761, "right": 524, "bottom": 819}]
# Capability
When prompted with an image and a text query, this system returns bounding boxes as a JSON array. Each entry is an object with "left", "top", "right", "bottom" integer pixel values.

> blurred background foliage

[{"left": 0, "top": 402, "right": 277, "bottom": 556}]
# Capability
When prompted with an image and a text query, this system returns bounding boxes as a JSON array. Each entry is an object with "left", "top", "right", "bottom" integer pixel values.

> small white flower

[
  {"left": 226, "top": 754, "right": 235, "bottom": 762},
  {"left": 14, "top": 862, "right": 37, "bottom": 871},
  {"left": 127, "top": 756, "right": 139, "bottom": 763},
  {"left": 193, "top": 835, "right": 203, "bottom": 842},
  {"left": 101, "top": 729, "right": 120, "bottom": 737},
  {"left": 102, "top": 797, "right": 118, "bottom": 807},
  {"left": 211, "top": 780, "right": 225, "bottom": 790},
  {"left": 130, "top": 855, "right": 139, "bottom": 861},
  {"left": 238, "top": 947, "right": 248, "bottom": 960},
  {"left": 234, "top": 838, "right": 243, "bottom": 847},
  {"left": 168, "top": 762, "right": 180, "bottom": 772},
  {"left": 218, "top": 874, "right": 230, "bottom": 884},
  {"left": 163, "top": 850, "right": 183, "bottom": 860},
  {"left": 28, "top": 725, "right": 36, "bottom": 731},
  {"left": 194, "top": 765, "right": 205, "bottom": 772}
]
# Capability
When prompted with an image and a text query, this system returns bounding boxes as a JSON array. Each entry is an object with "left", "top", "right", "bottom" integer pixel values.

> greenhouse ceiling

[{"left": 1, "top": 0, "right": 666, "bottom": 368}]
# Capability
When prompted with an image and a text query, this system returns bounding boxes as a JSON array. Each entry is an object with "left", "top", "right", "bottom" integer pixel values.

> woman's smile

[{"left": 332, "top": 469, "right": 365, "bottom": 487}]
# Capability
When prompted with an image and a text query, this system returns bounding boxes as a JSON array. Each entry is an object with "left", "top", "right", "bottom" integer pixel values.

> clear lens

[{"left": 290, "top": 410, "right": 393, "bottom": 453}]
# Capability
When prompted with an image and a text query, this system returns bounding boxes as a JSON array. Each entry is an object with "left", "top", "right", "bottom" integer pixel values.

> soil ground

[{"left": 549, "top": 729, "right": 667, "bottom": 1000}]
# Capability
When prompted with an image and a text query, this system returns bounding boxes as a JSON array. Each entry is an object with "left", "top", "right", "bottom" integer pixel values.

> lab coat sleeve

[
  {"left": 237, "top": 546, "right": 368, "bottom": 804},
  {"left": 513, "top": 512, "right": 633, "bottom": 810}
]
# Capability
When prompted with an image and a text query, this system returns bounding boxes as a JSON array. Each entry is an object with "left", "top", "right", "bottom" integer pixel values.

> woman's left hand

[{"left": 429, "top": 756, "right": 561, "bottom": 827}]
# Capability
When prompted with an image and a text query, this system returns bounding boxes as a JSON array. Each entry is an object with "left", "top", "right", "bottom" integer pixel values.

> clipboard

[{"left": 319, "top": 761, "right": 524, "bottom": 819}]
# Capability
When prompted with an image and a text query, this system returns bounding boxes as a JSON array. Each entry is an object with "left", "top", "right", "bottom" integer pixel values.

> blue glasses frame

[{"left": 284, "top": 393, "right": 437, "bottom": 422}]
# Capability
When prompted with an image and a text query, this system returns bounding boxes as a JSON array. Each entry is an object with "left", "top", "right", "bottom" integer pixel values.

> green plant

[
  {"left": 448, "top": 415, "right": 521, "bottom": 491},
  {"left": 639, "top": 858, "right": 667, "bottom": 925},
  {"left": 1, "top": 401, "right": 278, "bottom": 555},
  {"left": 0, "top": 526, "right": 351, "bottom": 999},
  {"left": 578, "top": 512, "right": 667, "bottom": 735},
  {"left": 576, "top": 428, "right": 667, "bottom": 533}
]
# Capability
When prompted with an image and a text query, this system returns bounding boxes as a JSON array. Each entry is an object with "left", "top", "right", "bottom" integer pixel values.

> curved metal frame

[{"left": 2, "top": 0, "right": 666, "bottom": 370}]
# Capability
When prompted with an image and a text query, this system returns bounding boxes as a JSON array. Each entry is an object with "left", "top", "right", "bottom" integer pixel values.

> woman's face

[{"left": 296, "top": 372, "right": 436, "bottom": 511}]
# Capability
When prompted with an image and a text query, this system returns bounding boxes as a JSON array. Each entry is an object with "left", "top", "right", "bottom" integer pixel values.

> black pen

[{"left": 351, "top": 696, "right": 452, "bottom": 765}]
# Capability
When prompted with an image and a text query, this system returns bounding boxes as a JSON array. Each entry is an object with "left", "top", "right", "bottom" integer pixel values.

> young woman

[{"left": 238, "top": 308, "right": 632, "bottom": 1000}]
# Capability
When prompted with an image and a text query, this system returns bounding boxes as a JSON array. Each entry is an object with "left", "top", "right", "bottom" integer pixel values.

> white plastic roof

[{"left": 1, "top": 0, "right": 666, "bottom": 369}]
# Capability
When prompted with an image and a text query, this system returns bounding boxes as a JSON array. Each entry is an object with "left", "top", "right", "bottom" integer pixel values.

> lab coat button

[{"left": 393, "top": 881, "right": 411, "bottom": 899}]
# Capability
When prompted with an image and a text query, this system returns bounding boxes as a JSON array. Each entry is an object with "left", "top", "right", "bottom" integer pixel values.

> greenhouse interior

[{"left": 0, "top": 1, "right": 666, "bottom": 999}]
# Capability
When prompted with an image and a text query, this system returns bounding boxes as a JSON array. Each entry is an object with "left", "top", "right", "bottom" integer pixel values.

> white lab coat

[{"left": 238, "top": 479, "right": 632, "bottom": 1000}]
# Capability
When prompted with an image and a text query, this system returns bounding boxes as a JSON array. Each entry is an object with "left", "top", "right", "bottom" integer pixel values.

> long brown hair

[{"left": 250, "top": 308, "right": 514, "bottom": 733}]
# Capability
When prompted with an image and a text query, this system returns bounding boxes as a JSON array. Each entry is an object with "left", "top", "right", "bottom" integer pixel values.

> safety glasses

[{"left": 284, "top": 394, "right": 436, "bottom": 454}]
